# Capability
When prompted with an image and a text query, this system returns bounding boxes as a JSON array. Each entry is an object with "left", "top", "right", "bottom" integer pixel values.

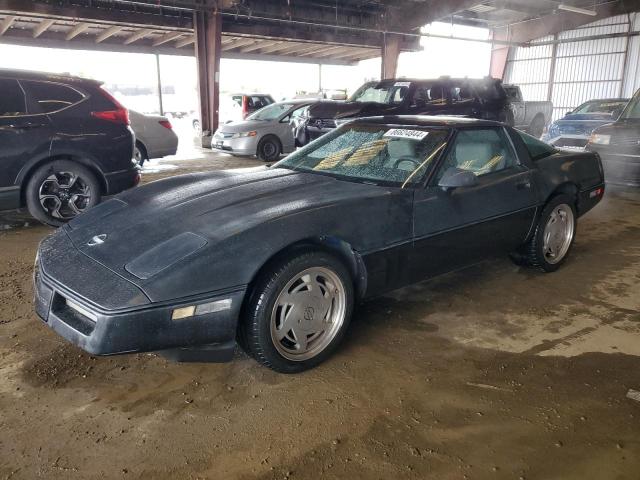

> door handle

[{"left": 516, "top": 180, "right": 531, "bottom": 190}]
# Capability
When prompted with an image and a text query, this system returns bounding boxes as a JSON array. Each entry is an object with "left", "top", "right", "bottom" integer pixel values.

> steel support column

[
  {"left": 194, "top": 9, "right": 222, "bottom": 148},
  {"left": 381, "top": 33, "right": 401, "bottom": 79},
  {"left": 489, "top": 28, "right": 510, "bottom": 79}
]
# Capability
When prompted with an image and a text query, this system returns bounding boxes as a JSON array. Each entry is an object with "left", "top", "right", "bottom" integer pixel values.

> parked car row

[
  {"left": 542, "top": 98, "right": 629, "bottom": 149},
  {"left": 2, "top": 67, "right": 639, "bottom": 229}
]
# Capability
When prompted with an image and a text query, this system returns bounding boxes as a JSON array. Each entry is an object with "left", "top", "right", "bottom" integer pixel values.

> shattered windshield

[
  {"left": 349, "top": 81, "right": 411, "bottom": 105},
  {"left": 275, "top": 124, "right": 449, "bottom": 187}
]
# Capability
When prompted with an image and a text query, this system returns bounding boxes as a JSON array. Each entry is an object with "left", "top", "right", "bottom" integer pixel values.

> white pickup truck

[{"left": 504, "top": 84, "right": 553, "bottom": 138}]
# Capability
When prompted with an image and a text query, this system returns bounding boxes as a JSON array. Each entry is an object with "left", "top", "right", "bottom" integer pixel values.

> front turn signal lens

[{"left": 172, "top": 305, "right": 196, "bottom": 320}]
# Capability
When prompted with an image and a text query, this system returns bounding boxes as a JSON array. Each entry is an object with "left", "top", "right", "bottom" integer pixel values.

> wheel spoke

[
  {"left": 58, "top": 173, "right": 78, "bottom": 189},
  {"left": 290, "top": 326, "right": 308, "bottom": 351}
]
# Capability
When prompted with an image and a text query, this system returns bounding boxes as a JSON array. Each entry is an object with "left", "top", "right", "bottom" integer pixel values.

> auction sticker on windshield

[
  {"left": 384, "top": 129, "right": 429, "bottom": 140},
  {"left": 394, "top": 82, "right": 411, "bottom": 87}
]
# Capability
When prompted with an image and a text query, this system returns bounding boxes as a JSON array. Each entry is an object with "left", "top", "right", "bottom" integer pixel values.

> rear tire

[
  {"left": 257, "top": 136, "right": 281, "bottom": 162},
  {"left": 239, "top": 250, "right": 354, "bottom": 373},
  {"left": 25, "top": 160, "right": 102, "bottom": 227},
  {"left": 134, "top": 141, "right": 148, "bottom": 167},
  {"left": 519, "top": 194, "right": 577, "bottom": 272}
]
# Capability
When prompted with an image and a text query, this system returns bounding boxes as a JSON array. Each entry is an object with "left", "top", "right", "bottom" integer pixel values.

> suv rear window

[
  {"left": 0, "top": 79, "right": 27, "bottom": 116},
  {"left": 22, "top": 80, "right": 85, "bottom": 113},
  {"left": 248, "top": 95, "right": 273, "bottom": 109}
]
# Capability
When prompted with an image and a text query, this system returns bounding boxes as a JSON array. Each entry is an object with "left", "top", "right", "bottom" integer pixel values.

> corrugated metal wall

[{"left": 504, "top": 14, "right": 636, "bottom": 121}]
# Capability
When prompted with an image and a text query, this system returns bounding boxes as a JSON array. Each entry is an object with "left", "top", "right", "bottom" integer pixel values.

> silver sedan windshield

[{"left": 248, "top": 103, "right": 295, "bottom": 121}]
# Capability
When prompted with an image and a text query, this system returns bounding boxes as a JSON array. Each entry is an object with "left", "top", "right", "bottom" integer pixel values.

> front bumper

[
  {"left": 34, "top": 260, "right": 244, "bottom": 360},
  {"left": 543, "top": 134, "right": 590, "bottom": 149},
  {"left": 211, "top": 135, "right": 258, "bottom": 156}
]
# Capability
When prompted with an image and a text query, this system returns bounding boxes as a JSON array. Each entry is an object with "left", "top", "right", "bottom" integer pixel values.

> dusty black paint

[{"left": 34, "top": 117, "right": 605, "bottom": 358}]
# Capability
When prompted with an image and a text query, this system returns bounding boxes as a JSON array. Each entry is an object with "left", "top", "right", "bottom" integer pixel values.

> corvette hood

[{"left": 62, "top": 167, "right": 402, "bottom": 291}]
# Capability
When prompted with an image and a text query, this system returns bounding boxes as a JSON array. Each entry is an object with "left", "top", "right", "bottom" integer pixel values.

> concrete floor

[{"left": 1, "top": 152, "right": 639, "bottom": 479}]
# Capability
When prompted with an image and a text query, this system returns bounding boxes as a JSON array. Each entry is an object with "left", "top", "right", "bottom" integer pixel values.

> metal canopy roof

[
  {"left": 453, "top": 0, "right": 627, "bottom": 27},
  {"left": 0, "top": 0, "right": 637, "bottom": 63},
  {"left": 0, "top": 12, "right": 381, "bottom": 65}
]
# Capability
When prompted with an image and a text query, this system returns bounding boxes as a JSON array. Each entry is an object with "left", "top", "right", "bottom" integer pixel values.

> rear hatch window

[{"left": 21, "top": 80, "right": 85, "bottom": 114}]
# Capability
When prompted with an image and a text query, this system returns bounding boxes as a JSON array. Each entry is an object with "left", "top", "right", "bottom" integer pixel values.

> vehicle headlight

[
  {"left": 590, "top": 134, "right": 611, "bottom": 145},
  {"left": 546, "top": 123, "right": 559, "bottom": 137},
  {"left": 232, "top": 131, "right": 257, "bottom": 139}
]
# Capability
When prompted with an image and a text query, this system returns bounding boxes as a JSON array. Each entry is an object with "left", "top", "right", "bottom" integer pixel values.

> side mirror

[
  {"left": 438, "top": 167, "right": 478, "bottom": 191},
  {"left": 414, "top": 99, "right": 427, "bottom": 109}
]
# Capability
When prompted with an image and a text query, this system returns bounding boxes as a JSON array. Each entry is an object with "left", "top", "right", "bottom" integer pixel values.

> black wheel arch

[
  {"left": 18, "top": 154, "right": 108, "bottom": 207},
  {"left": 242, "top": 235, "right": 367, "bottom": 318}
]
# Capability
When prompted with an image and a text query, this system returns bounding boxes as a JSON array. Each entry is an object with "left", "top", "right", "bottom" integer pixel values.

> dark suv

[
  {"left": 302, "top": 77, "right": 511, "bottom": 144},
  {"left": 0, "top": 69, "right": 139, "bottom": 226}
]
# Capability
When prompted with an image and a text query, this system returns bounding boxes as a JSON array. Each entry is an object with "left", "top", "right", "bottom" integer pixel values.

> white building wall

[{"left": 504, "top": 14, "right": 638, "bottom": 121}]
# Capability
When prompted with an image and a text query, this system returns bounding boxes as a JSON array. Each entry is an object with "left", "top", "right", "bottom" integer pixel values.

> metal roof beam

[
  {"left": 239, "top": 40, "right": 280, "bottom": 53},
  {"left": 175, "top": 35, "right": 195, "bottom": 48},
  {"left": 221, "top": 38, "right": 256, "bottom": 51},
  {"left": 95, "top": 25, "right": 123, "bottom": 43},
  {"left": 498, "top": 0, "right": 640, "bottom": 44},
  {"left": 32, "top": 18, "right": 55, "bottom": 38},
  {"left": 152, "top": 31, "right": 184, "bottom": 46},
  {"left": 65, "top": 22, "right": 91, "bottom": 40},
  {"left": 0, "top": 0, "right": 192, "bottom": 30},
  {"left": 123, "top": 28, "right": 154, "bottom": 45},
  {"left": 0, "top": 14, "right": 14, "bottom": 35},
  {"left": 384, "top": 0, "right": 482, "bottom": 30}
]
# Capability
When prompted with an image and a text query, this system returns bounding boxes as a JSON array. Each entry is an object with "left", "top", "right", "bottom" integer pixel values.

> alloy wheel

[
  {"left": 542, "top": 204, "right": 574, "bottom": 264},
  {"left": 38, "top": 171, "right": 93, "bottom": 220},
  {"left": 270, "top": 267, "right": 347, "bottom": 361}
]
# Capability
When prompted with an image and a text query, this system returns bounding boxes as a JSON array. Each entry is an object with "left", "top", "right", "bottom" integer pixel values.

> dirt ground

[{"left": 1, "top": 151, "right": 639, "bottom": 480}]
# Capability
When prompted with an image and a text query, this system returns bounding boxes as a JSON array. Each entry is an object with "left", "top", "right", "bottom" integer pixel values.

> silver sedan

[
  {"left": 130, "top": 110, "right": 179, "bottom": 167},
  {"left": 212, "top": 100, "right": 314, "bottom": 161}
]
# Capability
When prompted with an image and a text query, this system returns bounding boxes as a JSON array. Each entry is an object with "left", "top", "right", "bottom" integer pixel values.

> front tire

[
  {"left": 257, "top": 136, "right": 281, "bottom": 162},
  {"left": 25, "top": 160, "right": 102, "bottom": 227},
  {"left": 521, "top": 194, "right": 577, "bottom": 272},
  {"left": 240, "top": 250, "right": 354, "bottom": 373}
]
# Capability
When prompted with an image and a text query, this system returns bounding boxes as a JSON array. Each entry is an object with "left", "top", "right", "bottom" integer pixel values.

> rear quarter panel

[{"left": 532, "top": 150, "right": 604, "bottom": 216}]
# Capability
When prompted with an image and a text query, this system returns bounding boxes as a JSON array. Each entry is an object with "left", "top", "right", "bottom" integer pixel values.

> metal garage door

[{"left": 504, "top": 15, "right": 633, "bottom": 121}]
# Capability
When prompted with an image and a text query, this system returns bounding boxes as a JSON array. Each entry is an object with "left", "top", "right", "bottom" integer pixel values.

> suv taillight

[
  {"left": 92, "top": 87, "right": 130, "bottom": 125},
  {"left": 159, "top": 120, "right": 172, "bottom": 129}
]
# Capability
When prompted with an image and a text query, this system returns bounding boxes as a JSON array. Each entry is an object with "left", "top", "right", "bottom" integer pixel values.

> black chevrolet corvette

[{"left": 34, "top": 117, "right": 605, "bottom": 373}]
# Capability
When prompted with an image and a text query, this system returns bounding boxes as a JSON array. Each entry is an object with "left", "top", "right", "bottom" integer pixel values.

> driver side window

[{"left": 436, "top": 128, "right": 517, "bottom": 180}]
